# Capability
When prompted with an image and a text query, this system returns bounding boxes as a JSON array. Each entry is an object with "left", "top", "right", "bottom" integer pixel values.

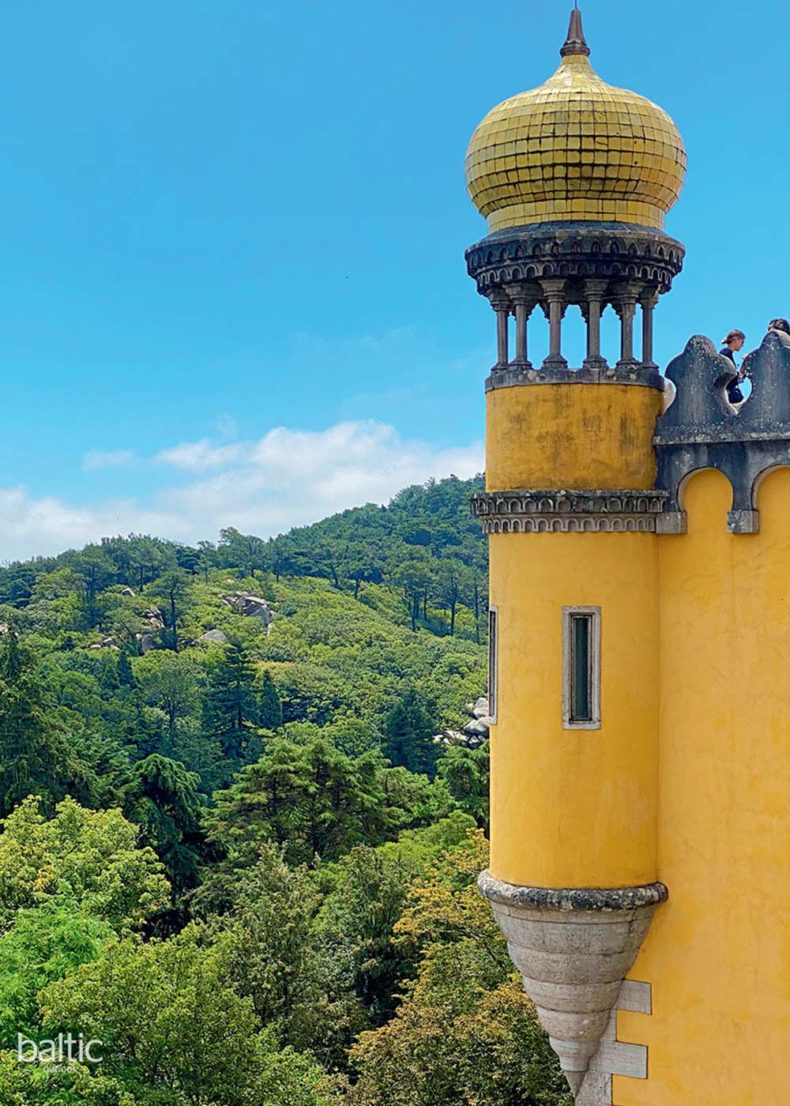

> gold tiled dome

[{"left": 466, "top": 11, "right": 687, "bottom": 232}]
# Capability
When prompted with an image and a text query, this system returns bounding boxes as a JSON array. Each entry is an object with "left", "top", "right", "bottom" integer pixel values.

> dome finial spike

[{"left": 561, "top": 5, "right": 591, "bottom": 57}]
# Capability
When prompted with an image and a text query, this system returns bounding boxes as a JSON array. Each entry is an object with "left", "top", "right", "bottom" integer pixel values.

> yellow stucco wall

[
  {"left": 485, "top": 377, "right": 789, "bottom": 1099},
  {"left": 486, "top": 383, "right": 662, "bottom": 491},
  {"left": 614, "top": 467, "right": 790, "bottom": 1106},
  {"left": 486, "top": 381, "right": 662, "bottom": 888},
  {"left": 489, "top": 530, "right": 659, "bottom": 887}
]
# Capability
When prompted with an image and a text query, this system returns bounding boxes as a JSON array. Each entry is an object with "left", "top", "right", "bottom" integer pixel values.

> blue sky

[{"left": 0, "top": 0, "right": 786, "bottom": 557}]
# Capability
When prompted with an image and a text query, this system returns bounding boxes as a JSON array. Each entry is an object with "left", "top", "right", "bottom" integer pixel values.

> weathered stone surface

[
  {"left": 221, "top": 593, "right": 272, "bottom": 625},
  {"left": 471, "top": 489, "right": 668, "bottom": 534},
  {"left": 472, "top": 696, "right": 490, "bottom": 719},
  {"left": 655, "top": 331, "right": 790, "bottom": 533},
  {"left": 463, "top": 718, "right": 490, "bottom": 738},
  {"left": 479, "top": 872, "right": 665, "bottom": 1098},
  {"left": 196, "top": 629, "right": 228, "bottom": 646}
]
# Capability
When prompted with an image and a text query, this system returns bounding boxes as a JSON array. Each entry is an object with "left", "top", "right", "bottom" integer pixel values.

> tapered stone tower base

[{"left": 479, "top": 873, "right": 667, "bottom": 1098}]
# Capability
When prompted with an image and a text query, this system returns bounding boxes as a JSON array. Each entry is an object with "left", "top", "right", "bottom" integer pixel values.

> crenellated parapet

[{"left": 655, "top": 331, "right": 790, "bottom": 533}]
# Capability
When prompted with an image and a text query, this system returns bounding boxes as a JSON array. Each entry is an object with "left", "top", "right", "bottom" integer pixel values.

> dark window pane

[
  {"left": 488, "top": 609, "right": 498, "bottom": 718},
  {"left": 571, "top": 615, "right": 592, "bottom": 721}
]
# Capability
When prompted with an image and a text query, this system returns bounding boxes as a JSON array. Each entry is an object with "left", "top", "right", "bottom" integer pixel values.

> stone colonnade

[{"left": 489, "top": 278, "right": 660, "bottom": 372}]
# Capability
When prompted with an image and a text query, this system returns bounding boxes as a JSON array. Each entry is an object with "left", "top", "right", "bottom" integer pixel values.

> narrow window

[
  {"left": 488, "top": 606, "right": 498, "bottom": 723},
  {"left": 563, "top": 607, "right": 601, "bottom": 729}
]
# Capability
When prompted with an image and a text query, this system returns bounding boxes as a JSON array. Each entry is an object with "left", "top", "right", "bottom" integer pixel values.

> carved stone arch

[
  {"left": 526, "top": 265, "right": 538, "bottom": 279},
  {"left": 751, "top": 464, "right": 790, "bottom": 519},
  {"left": 677, "top": 465, "right": 734, "bottom": 509}
]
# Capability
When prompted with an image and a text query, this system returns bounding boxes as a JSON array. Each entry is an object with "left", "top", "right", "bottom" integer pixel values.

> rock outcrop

[
  {"left": 196, "top": 628, "right": 228, "bottom": 646},
  {"left": 433, "top": 695, "right": 493, "bottom": 749},
  {"left": 221, "top": 593, "right": 272, "bottom": 626}
]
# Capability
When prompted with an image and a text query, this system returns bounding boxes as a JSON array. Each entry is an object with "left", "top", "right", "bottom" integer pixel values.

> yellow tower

[{"left": 468, "top": 9, "right": 789, "bottom": 1106}]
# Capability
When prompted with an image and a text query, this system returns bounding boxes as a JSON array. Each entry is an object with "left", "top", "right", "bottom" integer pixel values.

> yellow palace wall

[
  {"left": 487, "top": 382, "right": 663, "bottom": 888},
  {"left": 485, "top": 381, "right": 789, "bottom": 1103},
  {"left": 616, "top": 467, "right": 790, "bottom": 1106}
]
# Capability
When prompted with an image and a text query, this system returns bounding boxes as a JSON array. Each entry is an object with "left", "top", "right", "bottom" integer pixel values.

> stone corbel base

[{"left": 478, "top": 872, "right": 667, "bottom": 1100}]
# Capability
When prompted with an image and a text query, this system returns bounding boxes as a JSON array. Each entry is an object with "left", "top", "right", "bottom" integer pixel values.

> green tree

[
  {"left": 259, "top": 668, "right": 283, "bottom": 730},
  {"left": 434, "top": 560, "right": 471, "bottom": 637},
  {"left": 0, "top": 796, "right": 169, "bottom": 932},
  {"left": 381, "top": 690, "right": 438, "bottom": 776},
  {"left": 216, "top": 845, "right": 350, "bottom": 1056},
  {"left": 0, "top": 901, "right": 112, "bottom": 1047},
  {"left": 0, "top": 632, "right": 95, "bottom": 817},
  {"left": 218, "top": 527, "right": 269, "bottom": 579},
  {"left": 152, "top": 569, "right": 190, "bottom": 652},
  {"left": 203, "top": 640, "right": 260, "bottom": 762},
  {"left": 134, "top": 651, "right": 202, "bottom": 749},
  {"left": 207, "top": 738, "right": 390, "bottom": 867},
  {"left": 349, "top": 832, "right": 571, "bottom": 1106},
  {"left": 125, "top": 754, "right": 205, "bottom": 899},
  {"left": 437, "top": 743, "right": 490, "bottom": 830},
  {"left": 392, "top": 552, "right": 434, "bottom": 632},
  {"left": 40, "top": 927, "right": 335, "bottom": 1106}
]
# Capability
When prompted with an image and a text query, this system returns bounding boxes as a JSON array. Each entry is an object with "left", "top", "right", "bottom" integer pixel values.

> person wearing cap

[{"left": 719, "top": 328, "right": 746, "bottom": 406}]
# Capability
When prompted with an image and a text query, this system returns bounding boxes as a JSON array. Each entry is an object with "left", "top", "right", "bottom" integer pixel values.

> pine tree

[
  {"left": 382, "top": 690, "right": 438, "bottom": 777},
  {"left": 0, "top": 632, "right": 95, "bottom": 816},
  {"left": 259, "top": 669, "right": 283, "bottom": 730},
  {"left": 203, "top": 640, "right": 259, "bottom": 763}
]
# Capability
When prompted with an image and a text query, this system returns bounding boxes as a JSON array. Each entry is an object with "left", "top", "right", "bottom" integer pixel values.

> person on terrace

[{"left": 719, "top": 328, "right": 746, "bottom": 406}]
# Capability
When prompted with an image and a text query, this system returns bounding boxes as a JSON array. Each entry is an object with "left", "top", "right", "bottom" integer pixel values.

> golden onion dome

[{"left": 466, "top": 9, "right": 687, "bottom": 232}]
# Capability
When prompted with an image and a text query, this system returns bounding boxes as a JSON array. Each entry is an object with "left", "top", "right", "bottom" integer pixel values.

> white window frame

[
  {"left": 488, "top": 606, "right": 498, "bottom": 724},
  {"left": 562, "top": 606, "right": 601, "bottom": 730}
]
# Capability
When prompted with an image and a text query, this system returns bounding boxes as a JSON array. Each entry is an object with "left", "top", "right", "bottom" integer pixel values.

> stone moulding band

[
  {"left": 478, "top": 871, "right": 669, "bottom": 912},
  {"left": 465, "top": 220, "right": 685, "bottom": 295},
  {"left": 487, "top": 364, "right": 665, "bottom": 391},
  {"left": 471, "top": 489, "right": 669, "bottom": 534}
]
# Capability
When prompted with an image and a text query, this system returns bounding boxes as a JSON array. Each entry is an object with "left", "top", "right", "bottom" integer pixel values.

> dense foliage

[{"left": 0, "top": 476, "right": 571, "bottom": 1105}]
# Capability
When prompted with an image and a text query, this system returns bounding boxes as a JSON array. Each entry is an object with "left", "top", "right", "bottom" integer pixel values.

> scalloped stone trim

[{"left": 471, "top": 490, "right": 669, "bottom": 534}]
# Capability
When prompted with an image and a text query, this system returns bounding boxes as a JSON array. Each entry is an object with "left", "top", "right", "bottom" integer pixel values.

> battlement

[{"left": 655, "top": 331, "right": 790, "bottom": 533}]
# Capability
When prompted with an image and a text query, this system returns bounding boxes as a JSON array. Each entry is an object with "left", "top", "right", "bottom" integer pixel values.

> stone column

[
  {"left": 540, "top": 278, "right": 568, "bottom": 369},
  {"left": 640, "top": 290, "right": 660, "bottom": 369},
  {"left": 490, "top": 293, "right": 511, "bottom": 368},
  {"left": 613, "top": 284, "right": 640, "bottom": 370},
  {"left": 582, "top": 279, "right": 609, "bottom": 371},
  {"left": 507, "top": 286, "right": 537, "bottom": 367}
]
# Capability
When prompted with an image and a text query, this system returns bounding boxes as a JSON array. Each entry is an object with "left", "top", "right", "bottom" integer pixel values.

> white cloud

[
  {"left": 0, "top": 421, "right": 483, "bottom": 562},
  {"left": 82, "top": 449, "right": 134, "bottom": 472},
  {"left": 155, "top": 439, "right": 245, "bottom": 472}
]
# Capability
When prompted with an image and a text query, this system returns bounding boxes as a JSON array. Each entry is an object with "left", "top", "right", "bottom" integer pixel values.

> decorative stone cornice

[
  {"left": 486, "top": 363, "right": 665, "bottom": 391},
  {"left": 471, "top": 489, "right": 669, "bottom": 534},
  {"left": 466, "top": 220, "right": 684, "bottom": 298}
]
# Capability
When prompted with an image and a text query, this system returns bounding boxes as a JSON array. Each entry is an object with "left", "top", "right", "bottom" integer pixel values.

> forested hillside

[{"left": 0, "top": 475, "right": 572, "bottom": 1106}]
